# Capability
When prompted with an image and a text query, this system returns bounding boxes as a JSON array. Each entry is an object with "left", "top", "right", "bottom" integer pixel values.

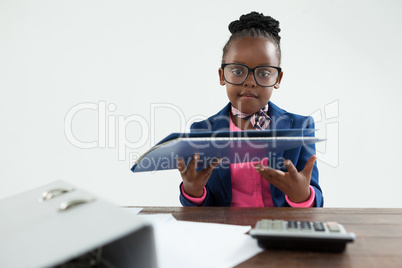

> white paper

[{"left": 137, "top": 214, "right": 263, "bottom": 268}]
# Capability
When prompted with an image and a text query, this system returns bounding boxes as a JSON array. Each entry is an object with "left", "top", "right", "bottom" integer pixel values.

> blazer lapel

[
  {"left": 208, "top": 103, "right": 231, "bottom": 131},
  {"left": 267, "top": 101, "right": 293, "bottom": 130}
]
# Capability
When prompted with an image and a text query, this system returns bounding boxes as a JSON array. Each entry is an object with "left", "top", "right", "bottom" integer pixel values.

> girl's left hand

[{"left": 254, "top": 155, "right": 317, "bottom": 203}]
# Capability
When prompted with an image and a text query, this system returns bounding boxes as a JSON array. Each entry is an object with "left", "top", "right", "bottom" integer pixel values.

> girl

[{"left": 177, "top": 12, "right": 323, "bottom": 207}]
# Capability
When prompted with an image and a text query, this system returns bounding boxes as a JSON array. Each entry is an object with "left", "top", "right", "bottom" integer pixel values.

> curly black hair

[{"left": 222, "top": 12, "right": 281, "bottom": 64}]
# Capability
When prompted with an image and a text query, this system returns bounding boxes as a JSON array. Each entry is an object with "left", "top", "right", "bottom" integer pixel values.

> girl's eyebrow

[{"left": 230, "top": 60, "right": 276, "bottom": 67}]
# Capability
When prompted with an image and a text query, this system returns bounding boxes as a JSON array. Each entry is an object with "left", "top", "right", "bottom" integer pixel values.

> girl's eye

[
  {"left": 257, "top": 70, "right": 271, "bottom": 77},
  {"left": 231, "top": 69, "right": 244, "bottom": 76}
]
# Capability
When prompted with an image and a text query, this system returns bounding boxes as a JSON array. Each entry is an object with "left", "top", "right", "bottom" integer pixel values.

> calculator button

[
  {"left": 300, "top": 221, "right": 311, "bottom": 230},
  {"left": 272, "top": 220, "right": 285, "bottom": 231},
  {"left": 313, "top": 222, "right": 325, "bottom": 231},
  {"left": 327, "top": 222, "right": 341, "bottom": 232},
  {"left": 287, "top": 221, "right": 298, "bottom": 230},
  {"left": 257, "top": 220, "right": 272, "bottom": 229}
]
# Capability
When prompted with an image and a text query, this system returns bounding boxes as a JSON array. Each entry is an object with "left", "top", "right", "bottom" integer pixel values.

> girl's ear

[
  {"left": 219, "top": 68, "right": 225, "bottom": 86},
  {"left": 274, "top": 71, "right": 284, "bottom": 89}
]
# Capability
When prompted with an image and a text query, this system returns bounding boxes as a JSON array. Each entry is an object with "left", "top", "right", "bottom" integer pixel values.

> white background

[{"left": 1, "top": 0, "right": 401, "bottom": 207}]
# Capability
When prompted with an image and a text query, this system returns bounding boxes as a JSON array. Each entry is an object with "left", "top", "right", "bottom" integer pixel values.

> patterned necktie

[{"left": 231, "top": 104, "right": 270, "bottom": 130}]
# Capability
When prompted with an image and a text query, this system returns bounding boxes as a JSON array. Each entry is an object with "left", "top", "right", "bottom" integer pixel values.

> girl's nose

[{"left": 243, "top": 72, "right": 257, "bottom": 87}]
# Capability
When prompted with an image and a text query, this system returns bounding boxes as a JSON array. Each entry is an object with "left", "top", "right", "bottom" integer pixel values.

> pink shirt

[
  {"left": 182, "top": 117, "right": 315, "bottom": 207},
  {"left": 229, "top": 119, "right": 274, "bottom": 207}
]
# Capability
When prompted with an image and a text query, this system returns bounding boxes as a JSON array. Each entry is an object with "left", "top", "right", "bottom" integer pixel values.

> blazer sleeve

[
  {"left": 179, "top": 121, "right": 216, "bottom": 207},
  {"left": 179, "top": 181, "right": 219, "bottom": 207}
]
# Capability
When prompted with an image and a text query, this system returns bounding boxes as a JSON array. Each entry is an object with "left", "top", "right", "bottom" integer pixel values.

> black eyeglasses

[{"left": 221, "top": 63, "right": 282, "bottom": 87}]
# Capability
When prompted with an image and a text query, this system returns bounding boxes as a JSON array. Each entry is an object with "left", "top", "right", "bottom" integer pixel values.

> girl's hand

[
  {"left": 254, "top": 155, "right": 317, "bottom": 203},
  {"left": 177, "top": 154, "right": 221, "bottom": 198}
]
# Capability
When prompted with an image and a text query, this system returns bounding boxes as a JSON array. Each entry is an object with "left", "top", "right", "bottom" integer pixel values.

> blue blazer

[{"left": 179, "top": 101, "right": 324, "bottom": 207}]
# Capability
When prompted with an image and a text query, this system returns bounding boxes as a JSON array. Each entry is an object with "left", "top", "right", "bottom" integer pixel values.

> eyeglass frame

[{"left": 221, "top": 63, "right": 282, "bottom": 87}]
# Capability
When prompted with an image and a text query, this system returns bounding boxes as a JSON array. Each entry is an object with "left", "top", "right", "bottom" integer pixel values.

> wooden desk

[{"left": 138, "top": 207, "right": 402, "bottom": 267}]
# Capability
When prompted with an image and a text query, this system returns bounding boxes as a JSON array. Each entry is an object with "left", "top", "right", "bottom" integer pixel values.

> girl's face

[{"left": 219, "top": 37, "right": 283, "bottom": 115}]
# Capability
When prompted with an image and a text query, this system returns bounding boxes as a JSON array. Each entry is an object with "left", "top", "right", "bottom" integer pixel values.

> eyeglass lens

[{"left": 223, "top": 64, "right": 279, "bottom": 87}]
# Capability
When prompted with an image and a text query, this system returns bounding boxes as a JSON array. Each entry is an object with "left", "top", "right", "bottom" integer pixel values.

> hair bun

[{"left": 228, "top": 11, "right": 281, "bottom": 40}]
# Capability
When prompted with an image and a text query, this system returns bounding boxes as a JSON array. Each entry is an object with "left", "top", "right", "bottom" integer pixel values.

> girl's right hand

[{"left": 177, "top": 154, "right": 221, "bottom": 198}]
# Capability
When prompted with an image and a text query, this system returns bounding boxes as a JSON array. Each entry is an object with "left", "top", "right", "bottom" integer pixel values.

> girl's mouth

[{"left": 240, "top": 92, "right": 257, "bottom": 99}]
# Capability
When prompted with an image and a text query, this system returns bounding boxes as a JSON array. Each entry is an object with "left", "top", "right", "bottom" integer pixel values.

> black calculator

[{"left": 250, "top": 219, "right": 356, "bottom": 253}]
